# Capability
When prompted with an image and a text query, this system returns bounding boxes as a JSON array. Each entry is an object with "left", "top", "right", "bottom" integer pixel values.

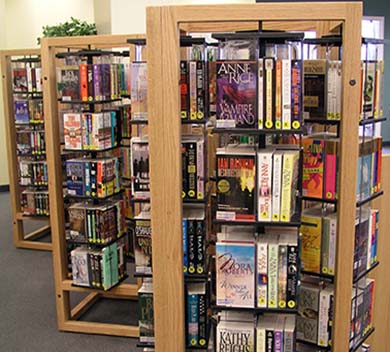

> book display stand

[
  {"left": 41, "top": 34, "right": 144, "bottom": 337},
  {"left": 145, "top": 2, "right": 382, "bottom": 351},
  {"left": 1, "top": 49, "right": 51, "bottom": 251}
]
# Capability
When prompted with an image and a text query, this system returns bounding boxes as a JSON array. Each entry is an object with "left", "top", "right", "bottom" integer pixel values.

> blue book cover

[
  {"left": 186, "top": 293, "right": 199, "bottom": 346},
  {"left": 14, "top": 100, "right": 29, "bottom": 124},
  {"left": 183, "top": 219, "right": 188, "bottom": 274},
  {"left": 66, "top": 160, "right": 85, "bottom": 196},
  {"left": 216, "top": 241, "right": 255, "bottom": 307}
]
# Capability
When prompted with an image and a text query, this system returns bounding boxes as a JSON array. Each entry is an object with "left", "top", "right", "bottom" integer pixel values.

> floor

[{"left": 0, "top": 192, "right": 141, "bottom": 352}]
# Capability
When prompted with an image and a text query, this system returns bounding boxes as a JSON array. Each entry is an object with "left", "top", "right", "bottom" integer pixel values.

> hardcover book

[{"left": 216, "top": 60, "right": 257, "bottom": 128}]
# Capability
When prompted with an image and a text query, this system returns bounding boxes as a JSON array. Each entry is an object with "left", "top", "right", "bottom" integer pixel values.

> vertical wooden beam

[
  {"left": 333, "top": 3, "right": 363, "bottom": 352},
  {"left": 0, "top": 52, "right": 25, "bottom": 245},
  {"left": 41, "top": 38, "right": 71, "bottom": 329},
  {"left": 147, "top": 6, "right": 185, "bottom": 352}
]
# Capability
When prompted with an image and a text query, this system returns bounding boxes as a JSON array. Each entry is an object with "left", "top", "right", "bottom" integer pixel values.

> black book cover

[
  {"left": 286, "top": 245, "right": 298, "bottom": 309},
  {"left": 198, "top": 292, "right": 207, "bottom": 346},
  {"left": 187, "top": 219, "right": 197, "bottom": 275},
  {"left": 196, "top": 220, "right": 205, "bottom": 274},
  {"left": 266, "top": 330, "right": 274, "bottom": 352},
  {"left": 87, "top": 64, "right": 94, "bottom": 101},
  {"left": 180, "top": 61, "right": 189, "bottom": 120},
  {"left": 196, "top": 61, "right": 205, "bottom": 120}
]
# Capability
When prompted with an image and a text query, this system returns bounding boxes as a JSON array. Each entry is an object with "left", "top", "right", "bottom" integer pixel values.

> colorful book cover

[
  {"left": 257, "top": 240, "right": 268, "bottom": 308},
  {"left": 61, "top": 67, "right": 80, "bottom": 101},
  {"left": 258, "top": 58, "right": 264, "bottom": 129},
  {"left": 216, "top": 60, "right": 257, "bottom": 129},
  {"left": 302, "top": 138, "right": 324, "bottom": 199},
  {"left": 196, "top": 60, "right": 205, "bottom": 119},
  {"left": 275, "top": 59, "right": 282, "bottom": 129},
  {"left": 287, "top": 245, "right": 298, "bottom": 310},
  {"left": 291, "top": 59, "right": 302, "bottom": 129},
  {"left": 300, "top": 207, "right": 322, "bottom": 273},
  {"left": 264, "top": 57, "right": 275, "bottom": 129},
  {"left": 14, "top": 100, "right": 29, "bottom": 124},
  {"left": 282, "top": 59, "right": 292, "bottom": 130},
  {"left": 216, "top": 152, "right": 256, "bottom": 221},
  {"left": 66, "top": 159, "right": 85, "bottom": 196},
  {"left": 272, "top": 151, "right": 283, "bottom": 221},
  {"left": 268, "top": 241, "right": 278, "bottom": 308},
  {"left": 189, "top": 61, "right": 197, "bottom": 120},
  {"left": 131, "top": 138, "right": 150, "bottom": 199},
  {"left": 134, "top": 217, "right": 152, "bottom": 274},
  {"left": 71, "top": 248, "right": 90, "bottom": 287},
  {"left": 186, "top": 291, "right": 199, "bottom": 346},
  {"left": 277, "top": 245, "right": 288, "bottom": 309},
  {"left": 63, "top": 113, "right": 82, "bottom": 150},
  {"left": 138, "top": 282, "right": 154, "bottom": 343},
  {"left": 13, "top": 68, "right": 28, "bottom": 92},
  {"left": 180, "top": 61, "right": 189, "bottom": 120},
  {"left": 324, "top": 139, "right": 338, "bottom": 200},
  {"left": 361, "top": 61, "right": 376, "bottom": 120},
  {"left": 131, "top": 62, "right": 148, "bottom": 121},
  {"left": 216, "top": 241, "right": 255, "bottom": 307}
]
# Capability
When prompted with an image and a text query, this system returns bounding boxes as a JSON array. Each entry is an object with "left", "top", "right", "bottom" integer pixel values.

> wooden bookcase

[
  {"left": 40, "top": 34, "right": 144, "bottom": 337},
  {"left": 146, "top": 2, "right": 365, "bottom": 352},
  {"left": 0, "top": 49, "right": 52, "bottom": 251}
]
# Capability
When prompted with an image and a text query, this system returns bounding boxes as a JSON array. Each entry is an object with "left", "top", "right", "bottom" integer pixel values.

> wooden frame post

[
  {"left": 146, "top": 2, "right": 363, "bottom": 351},
  {"left": 0, "top": 49, "right": 52, "bottom": 251},
  {"left": 41, "top": 34, "right": 144, "bottom": 337}
]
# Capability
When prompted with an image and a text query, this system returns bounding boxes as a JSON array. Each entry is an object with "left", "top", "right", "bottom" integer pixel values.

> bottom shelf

[{"left": 71, "top": 274, "right": 129, "bottom": 292}]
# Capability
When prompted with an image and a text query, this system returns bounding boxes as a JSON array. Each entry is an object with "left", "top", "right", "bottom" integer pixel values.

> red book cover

[
  {"left": 324, "top": 139, "right": 338, "bottom": 200},
  {"left": 79, "top": 64, "right": 88, "bottom": 101}
]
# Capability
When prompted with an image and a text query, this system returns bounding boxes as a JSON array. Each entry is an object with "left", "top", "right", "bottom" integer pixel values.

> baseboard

[{"left": 0, "top": 185, "right": 10, "bottom": 192}]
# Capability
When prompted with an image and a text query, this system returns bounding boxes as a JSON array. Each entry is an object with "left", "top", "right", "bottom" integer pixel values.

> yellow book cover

[
  {"left": 300, "top": 208, "right": 322, "bottom": 274},
  {"left": 280, "top": 150, "right": 299, "bottom": 222}
]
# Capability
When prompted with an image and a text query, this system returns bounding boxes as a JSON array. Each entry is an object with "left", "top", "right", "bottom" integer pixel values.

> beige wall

[
  {"left": 111, "top": 0, "right": 255, "bottom": 34},
  {"left": 0, "top": 0, "right": 9, "bottom": 186},
  {"left": 94, "top": 0, "right": 112, "bottom": 34},
  {"left": 5, "top": 0, "right": 95, "bottom": 48}
]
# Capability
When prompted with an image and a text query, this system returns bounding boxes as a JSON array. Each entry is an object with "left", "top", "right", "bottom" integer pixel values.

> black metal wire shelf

[
  {"left": 71, "top": 274, "right": 129, "bottom": 291},
  {"left": 213, "top": 127, "right": 303, "bottom": 135},
  {"left": 58, "top": 98, "right": 122, "bottom": 104},
  {"left": 301, "top": 270, "right": 335, "bottom": 282},
  {"left": 356, "top": 190, "right": 384, "bottom": 207},
  {"left": 297, "top": 339, "right": 331, "bottom": 351},
  {"left": 353, "top": 261, "right": 379, "bottom": 284},
  {"left": 211, "top": 305, "right": 297, "bottom": 314},
  {"left": 350, "top": 327, "right": 375, "bottom": 352},
  {"left": 66, "top": 232, "right": 127, "bottom": 249},
  {"left": 213, "top": 213, "right": 301, "bottom": 227}
]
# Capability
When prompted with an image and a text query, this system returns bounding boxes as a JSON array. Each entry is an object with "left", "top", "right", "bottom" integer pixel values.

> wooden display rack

[
  {"left": 146, "top": 2, "right": 363, "bottom": 351},
  {"left": 40, "top": 34, "right": 144, "bottom": 337},
  {"left": 0, "top": 49, "right": 52, "bottom": 251}
]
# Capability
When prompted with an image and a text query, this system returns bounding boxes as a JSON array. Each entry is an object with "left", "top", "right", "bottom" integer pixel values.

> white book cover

[
  {"left": 328, "top": 213, "right": 337, "bottom": 275},
  {"left": 217, "top": 321, "right": 254, "bottom": 352},
  {"left": 26, "top": 67, "right": 33, "bottom": 92},
  {"left": 283, "top": 315, "right": 296, "bottom": 352},
  {"left": 267, "top": 237, "right": 279, "bottom": 308},
  {"left": 282, "top": 59, "right": 292, "bottom": 129},
  {"left": 197, "top": 138, "right": 204, "bottom": 199},
  {"left": 258, "top": 149, "right": 274, "bottom": 222},
  {"left": 257, "top": 236, "right": 268, "bottom": 308},
  {"left": 35, "top": 67, "right": 42, "bottom": 92},
  {"left": 271, "top": 151, "right": 283, "bottom": 221},
  {"left": 318, "top": 287, "right": 333, "bottom": 347}
]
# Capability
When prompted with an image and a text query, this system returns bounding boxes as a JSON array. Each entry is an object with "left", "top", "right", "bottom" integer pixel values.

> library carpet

[{"left": 0, "top": 192, "right": 141, "bottom": 351}]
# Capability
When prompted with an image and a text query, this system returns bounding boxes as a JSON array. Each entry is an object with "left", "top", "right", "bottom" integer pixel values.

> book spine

[
  {"left": 325, "top": 140, "right": 337, "bottom": 200},
  {"left": 93, "top": 64, "right": 101, "bottom": 101},
  {"left": 87, "top": 64, "right": 94, "bottom": 101},
  {"left": 258, "top": 151, "right": 273, "bottom": 222},
  {"left": 367, "top": 211, "right": 374, "bottom": 270},
  {"left": 272, "top": 153, "right": 282, "bottom": 221},
  {"left": 35, "top": 67, "right": 42, "bottom": 92},
  {"left": 318, "top": 290, "right": 331, "bottom": 347},
  {"left": 189, "top": 61, "right": 197, "bottom": 120},
  {"left": 197, "top": 139, "right": 204, "bottom": 199},
  {"left": 196, "top": 61, "right": 205, "bottom": 120},
  {"left": 196, "top": 220, "right": 205, "bottom": 275},
  {"left": 274, "top": 330, "right": 282, "bottom": 352},
  {"left": 198, "top": 293, "right": 207, "bottom": 347},
  {"left": 257, "top": 327, "right": 266, "bottom": 352},
  {"left": 180, "top": 61, "right": 188, "bottom": 120},
  {"left": 282, "top": 59, "right": 292, "bottom": 130},
  {"left": 278, "top": 245, "right": 288, "bottom": 309},
  {"left": 31, "top": 67, "right": 37, "bottom": 91},
  {"left": 187, "top": 219, "right": 196, "bottom": 275},
  {"left": 284, "top": 328, "right": 294, "bottom": 352},
  {"left": 258, "top": 58, "right": 264, "bottom": 129},
  {"left": 79, "top": 64, "right": 88, "bottom": 101},
  {"left": 280, "top": 153, "right": 293, "bottom": 222},
  {"left": 97, "top": 160, "right": 103, "bottom": 198},
  {"left": 286, "top": 245, "right": 298, "bottom": 309},
  {"left": 275, "top": 60, "right": 282, "bottom": 129},
  {"left": 268, "top": 243, "right": 278, "bottom": 308},
  {"left": 266, "top": 330, "right": 274, "bottom": 352},
  {"left": 264, "top": 57, "right": 275, "bottom": 129},
  {"left": 27, "top": 67, "right": 33, "bottom": 92},
  {"left": 321, "top": 218, "right": 330, "bottom": 274},
  {"left": 377, "top": 137, "right": 382, "bottom": 191},
  {"left": 374, "top": 210, "right": 379, "bottom": 263},
  {"left": 291, "top": 60, "right": 302, "bottom": 129},
  {"left": 187, "top": 142, "right": 197, "bottom": 199},
  {"left": 257, "top": 242, "right": 268, "bottom": 308},
  {"left": 187, "top": 293, "right": 199, "bottom": 347}
]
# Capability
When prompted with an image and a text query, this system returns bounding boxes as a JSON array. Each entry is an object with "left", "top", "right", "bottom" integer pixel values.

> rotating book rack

[
  {"left": 0, "top": 49, "right": 52, "bottom": 251},
  {"left": 145, "top": 2, "right": 379, "bottom": 351},
  {"left": 41, "top": 34, "right": 145, "bottom": 337}
]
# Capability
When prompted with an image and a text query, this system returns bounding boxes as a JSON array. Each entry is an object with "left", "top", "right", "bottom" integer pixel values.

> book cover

[
  {"left": 318, "top": 287, "right": 333, "bottom": 347},
  {"left": 291, "top": 59, "right": 302, "bottom": 129},
  {"left": 297, "top": 284, "right": 320, "bottom": 344},
  {"left": 302, "top": 138, "right": 324, "bottom": 199},
  {"left": 286, "top": 244, "right": 298, "bottom": 309},
  {"left": 282, "top": 59, "right": 292, "bottom": 130},
  {"left": 216, "top": 241, "right": 255, "bottom": 307},
  {"left": 138, "top": 281, "right": 154, "bottom": 343},
  {"left": 216, "top": 150, "right": 256, "bottom": 221},
  {"left": 257, "top": 240, "right": 268, "bottom": 308},
  {"left": 361, "top": 61, "right": 376, "bottom": 120},
  {"left": 180, "top": 61, "right": 189, "bottom": 120},
  {"left": 268, "top": 240, "right": 278, "bottom": 309},
  {"left": 258, "top": 149, "right": 274, "bottom": 222},
  {"left": 258, "top": 58, "right": 264, "bottom": 129},
  {"left": 79, "top": 64, "right": 88, "bottom": 101},
  {"left": 134, "top": 216, "right": 152, "bottom": 274},
  {"left": 278, "top": 245, "right": 288, "bottom": 309},
  {"left": 271, "top": 151, "right": 283, "bottom": 221},
  {"left": 66, "top": 159, "right": 85, "bottom": 196},
  {"left": 131, "top": 138, "right": 150, "bottom": 199},
  {"left": 217, "top": 321, "right": 254, "bottom": 352},
  {"left": 14, "top": 100, "right": 29, "bottom": 124},
  {"left": 71, "top": 248, "right": 91, "bottom": 287},
  {"left": 189, "top": 61, "right": 197, "bottom": 120},
  {"left": 187, "top": 289, "right": 199, "bottom": 346},
  {"left": 300, "top": 207, "right": 322, "bottom": 274},
  {"left": 68, "top": 204, "right": 87, "bottom": 242},
  {"left": 13, "top": 68, "right": 28, "bottom": 92},
  {"left": 303, "top": 59, "right": 327, "bottom": 119},
  {"left": 63, "top": 113, "right": 82, "bottom": 150},
  {"left": 61, "top": 67, "right": 80, "bottom": 101},
  {"left": 324, "top": 139, "right": 338, "bottom": 200},
  {"left": 216, "top": 60, "right": 257, "bottom": 128},
  {"left": 131, "top": 62, "right": 148, "bottom": 121},
  {"left": 264, "top": 57, "right": 275, "bottom": 129}
]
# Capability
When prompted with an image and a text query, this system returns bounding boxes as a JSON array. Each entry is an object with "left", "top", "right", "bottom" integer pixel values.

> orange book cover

[
  {"left": 302, "top": 138, "right": 324, "bottom": 198},
  {"left": 79, "top": 64, "right": 88, "bottom": 101}
]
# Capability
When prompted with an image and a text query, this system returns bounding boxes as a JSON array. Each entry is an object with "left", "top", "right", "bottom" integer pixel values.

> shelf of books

[
  {"left": 127, "top": 36, "right": 214, "bottom": 351},
  {"left": 0, "top": 49, "right": 52, "bottom": 251},
  {"left": 41, "top": 34, "right": 145, "bottom": 337},
  {"left": 145, "top": 2, "right": 378, "bottom": 352}
]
